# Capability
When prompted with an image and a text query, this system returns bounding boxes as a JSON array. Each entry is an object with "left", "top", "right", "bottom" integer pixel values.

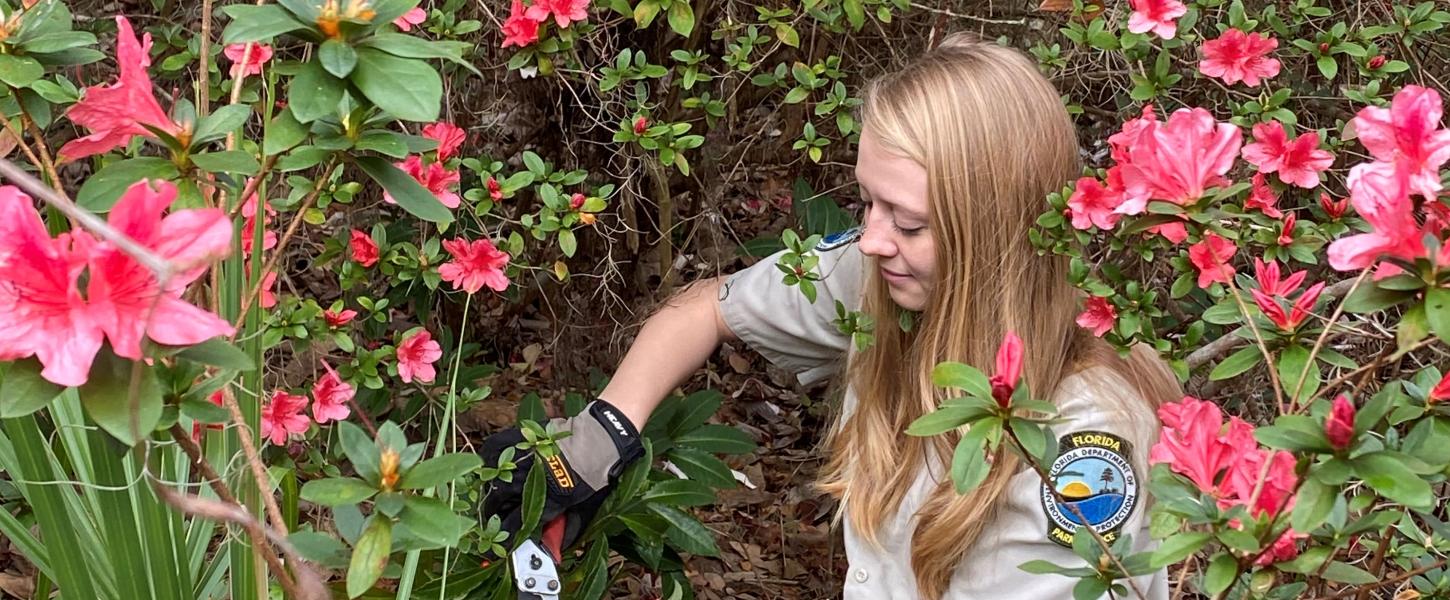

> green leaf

[
  {"left": 1278, "top": 344, "right": 1319, "bottom": 402},
  {"left": 220, "top": 5, "right": 310, "bottom": 43},
  {"left": 338, "top": 421, "right": 381, "bottom": 485},
  {"left": 173, "top": 337, "right": 256, "bottom": 371},
  {"left": 518, "top": 459, "right": 547, "bottom": 543},
  {"left": 0, "top": 359, "right": 64, "bottom": 418},
  {"left": 78, "top": 349, "right": 163, "bottom": 447},
  {"left": 675, "top": 424, "right": 755, "bottom": 455},
  {"left": 191, "top": 150, "right": 261, "bottom": 175},
  {"left": 319, "top": 39, "right": 359, "bottom": 77},
  {"left": 354, "top": 131, "right": 409, "bottom": 158},
  {"left": 399, "top": 496, "right": 473, "bottom": 547},
  {"left": 76, "top": 158, "right": 180, "bottom": 211},
  {"left": 666, "top": 1, "right": 695, "bottom": 36},
  {"left": 665, "top": 446, "right": 735, "bottom": 489},
  {"left": 1210, "top": 346, "right": 1262, "bottom": 381},
  {"left": 1425, "top": 288, "right": 1450, "bottom": 341},
  {"left": 19, "top": 31, "right": 98, "bottom": 55},
  {"left": 642, "top": 479, "right": 717, "bottom": 507},
  {"left": 351, "top": 48, "right": 440, "bottom": 122},
  {"left": 1320, "top": 561, "right": 1377, "bottom": 584},
  {"left": 906, "top": 405, "right": 975, "bottom": 437},
  {"left": 931, "top": 362, "right": 993, "bottom": 399},
  {"left": 1291, "top": 477, "right": 1336, "bottom": 533},
  {"left": 300, "top": 477, "right": 378, "bottom": 506},
  {"left": 950, "top": 422, "right": 992, "bottom": 493},
  {"left": 1203, "top": 552, "right": 1239, "bottom": 596},
  {"left": 347, "top": 515, "right": 392, "bottom": 598},
  {"left": 1353, "top": 451, "right": 1433, "bottom": 509},
  {"left": 354, "top": 155, "right": 453, "bottom": 224},
  {"left": 0, "top": 55, "right": 44, "bottom": 87},
  {"left": 288, "top": 60, "right": 344, "bottom": 123},
  {"left": 288, "top": 532, "right": 349, "bottom": 568},
  {"left": 558, "top": 228, "right": 577, "bottom": 257},
  {"left": 1343, "top": 282, "right": 1412, "bottom": 313},
  {"left": 1316, "top": 55, "right": 1338, "bottom": 80},
  {"left": 264, "top": 107, "right": 308, "bottom": 155},
  {"left": 358, "top": 33, "right": 481, "bottom": 76},
  {"left": 1149, "top": 531, "right": 1210, "bottom": 568},
  {"left": 192, "top": 104, "right": 252, "bottom": 144},
  {"left": 648, "top": 504, "right": 719, "bottom": 556},
  {"left": 398, "top": 453, "right": 482, "bottom": 490}
]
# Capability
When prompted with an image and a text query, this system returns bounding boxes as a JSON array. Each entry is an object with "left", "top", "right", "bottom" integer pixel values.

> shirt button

[{"left": 853, "top": 568, "right": 869, "bottom": 583}]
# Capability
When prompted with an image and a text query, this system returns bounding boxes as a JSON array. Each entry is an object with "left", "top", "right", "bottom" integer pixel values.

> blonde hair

[{"left": 815, "top": 34, "right": 1181, "bottom": 599}]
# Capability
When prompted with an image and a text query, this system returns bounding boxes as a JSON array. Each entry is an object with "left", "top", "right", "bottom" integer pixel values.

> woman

[{"left": 481, "top": 33, "right": 1182, "bottom": 599}]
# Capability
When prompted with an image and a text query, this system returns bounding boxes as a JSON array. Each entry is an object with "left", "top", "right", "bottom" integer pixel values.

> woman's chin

[{"left": 887, "top": 286, "right": 927, "bottom": 312}]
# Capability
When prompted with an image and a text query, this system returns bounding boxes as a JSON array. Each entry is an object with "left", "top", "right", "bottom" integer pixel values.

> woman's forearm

[{"left": 597, "top": 276, "right": 735, "bottom": 429}]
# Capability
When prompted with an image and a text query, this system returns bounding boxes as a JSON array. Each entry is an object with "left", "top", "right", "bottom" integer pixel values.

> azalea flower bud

[
  {"left": 579, "top": 212, "right": 597, "bottom": 225},
  {"left": 1429, "top": 373, "right": 1450, "bottom": 404},
  {"left": 379, "top": 447, "right": 401, "bottom": 491},
  {"left": 1367, "top": 55, "right": 1386, "bottom": 69},
  {"left": 487, "top": 176, "right": 503, "bottom": 201},
  {"left": 988, "top": 332, "right": 1024, "bottom": 408},
  {"left": 634, "top": 116, "right": 649, "bottom": 135},
  {"left": 570, "top": 193, "right": 586, "bottom": 210},
  {"left": 1277, "top": 213, "right": 1296, "bottom": 246},
  {"left": 1318, "top": 42, "right": 1330, "bottom": 54},
  {"left": 1325, "top": 395, "right": 1355, "bottom": 449},
  {"left": 1318, "top": 192, "right": 1348, "bottom": 219}
]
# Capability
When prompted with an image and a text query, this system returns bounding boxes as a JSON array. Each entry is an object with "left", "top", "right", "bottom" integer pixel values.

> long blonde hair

[{"left": 815, "top": 34, "right": 1181, "bottom": 599}]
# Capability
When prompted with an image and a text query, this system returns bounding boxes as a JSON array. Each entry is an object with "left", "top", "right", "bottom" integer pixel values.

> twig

[
  {"left": 0, "top": 157, "right": 175, "bottom": 282},
  {"left": 1288, "top": 269, "right": 1371, "bottom": 411},
  {"left": 230, "top": 157, "right": 337, "bottom": 330},
  {"left": 218, "top": 386, "right": 291, "bottom": 538},
  {"left": 907, "top": 1, "right": 1026, "bottom": 25}
]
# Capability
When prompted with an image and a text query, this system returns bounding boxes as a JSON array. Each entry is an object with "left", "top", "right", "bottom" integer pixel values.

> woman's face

[{"left": 855, "top": 128, "right": 935, "bottom": 311}]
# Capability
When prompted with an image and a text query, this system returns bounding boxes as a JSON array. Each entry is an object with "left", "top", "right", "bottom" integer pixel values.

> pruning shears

[{"left": 511, "top": 516, "right": 567, "bottom": 600}]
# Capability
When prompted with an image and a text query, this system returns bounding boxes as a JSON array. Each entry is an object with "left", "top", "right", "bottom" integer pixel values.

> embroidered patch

[
  {"left": 1040, "top": 431, "right": 1139, "bottom": 548},
  {"left": 815, "top": 226, "right": 861, "bottom": 251}
]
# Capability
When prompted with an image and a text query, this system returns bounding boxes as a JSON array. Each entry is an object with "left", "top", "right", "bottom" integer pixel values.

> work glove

[{"left": 479, "top": 398, "right": 644, "bottom": 552}]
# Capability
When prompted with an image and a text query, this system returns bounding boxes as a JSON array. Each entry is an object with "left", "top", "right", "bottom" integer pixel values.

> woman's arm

[{"left": 596, "top": 276, "right": 736, "bottom": 429}]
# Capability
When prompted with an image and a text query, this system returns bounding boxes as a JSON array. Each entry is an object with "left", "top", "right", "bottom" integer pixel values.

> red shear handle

[{"left": 541, "top": 515, "right": 566, "bottom": 563}]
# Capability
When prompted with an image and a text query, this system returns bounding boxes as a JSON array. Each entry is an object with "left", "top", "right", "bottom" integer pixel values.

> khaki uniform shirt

[{"left": 717, "top": 236, "right": 1169, "bottom": 599}]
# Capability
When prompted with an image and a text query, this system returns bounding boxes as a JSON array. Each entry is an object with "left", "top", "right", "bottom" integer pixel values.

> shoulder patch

[
  {"left": 1040, "top": 430, "right": 1139, "bottom": 548},
  {"left": 815, "top": 226, "right": 861, "bottom": 251}
]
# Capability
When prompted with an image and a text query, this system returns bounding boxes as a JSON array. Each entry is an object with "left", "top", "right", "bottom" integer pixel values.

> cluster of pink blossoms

[
  {"left": 500, "top": 0, "right": 590, "bottom": 48},
  {"left": 384, "top": 121, "right": 470, "bottom": 209},
  {"left": 258, "top": 362, "right": 357, "bottom": 445}
]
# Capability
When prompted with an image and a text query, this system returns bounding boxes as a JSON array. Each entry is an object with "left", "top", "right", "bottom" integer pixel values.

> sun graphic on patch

[{"left": 1040, "top": 431, "right": 1139, "bottom": 548}]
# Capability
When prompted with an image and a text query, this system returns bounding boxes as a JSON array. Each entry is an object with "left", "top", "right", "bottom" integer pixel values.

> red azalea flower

[
  {"left": 239, "top": 190, "right": 277, "bottom": 257},
  {"left": 423, "top": 121, "right": 466, "bottom": 161},
  {"left": 59, "top": 17, "right": 184, "bottom": 162},
  {"left": 350, "top": 229, "right": 380, "bottom": 267},
  {"left": 1242, "top": 121, "right": 1334, "bottom": 189},
  {"left": 1350, "top": 85, "right": 1450, "bottom": 200},
  {"left": 1199, "top": 28, "right": 1281, "bottom": 87},
  {"left": 311, "top": 362, "right": 354, "bottom": 425},
  {"left": 397, "top": 329, "right": 442, "bottom": 384},
  {"left": 1188, "top": 233, "right": 1237, "bottom": 288},
  {"left": 1429, "top": 372, "right": 1450, "bottom": 404},
  {"left": 257, "top": 270, "right": 277, "bottom": 309},
  {"left": 487, "top": 177, "right": 503, "bottom": 201},
  {"left": 988, "top": 332, "right": 1024, "bottom": 408},
  {"left": 224, "top": 43, "right": 273, "bottom": 78},
  {"left": 438, "top": 237, "right": 510, "bottom": 294},
  {"left": 1277, "top": 213, "right": 1297, "bottom": 246},
  {"left": 1075, "top": 296, "right": 1118, "bottom": 337},
  {"left": 1245, "top": 172, "right": 1282, "bottom": 218},
  {"left": 1127, "top": 0, "right": 1187, "bottom": 39},
  {"left": 260, "top": 390, "right": 310, "bottom": 445},
  {"left": 1319, "top": 191, "right": 1349, "bottom": 220},
  {"left": 1067, "top": 177, "right": 1124, "bottom": 230},
  {"left": 385, "top": 155, "right": 461, "bottom": 209},
  {"left": 1114, "top": 108, "right": 1242, "bottom": 214},
  {"left": 1254, "top": 258, "right": 1306, "bottom": 296},
  {"left": 1325, "top": 395, "right": 1355, "bottom": 450},
  {"left": 501, "top": 0, "right": 541, "bottom": 48},
  {"left": 324, "top": 308, "right": 357, "bottom": 327},
  {"left": 393, "top": 7, "right": 426, "bottom": 31},
  {"left": 1251, "top": 281, "right": 1324, "bottom": 332},
  {"left": 525, "top": 0, "right": 590, "bottom": 28}
]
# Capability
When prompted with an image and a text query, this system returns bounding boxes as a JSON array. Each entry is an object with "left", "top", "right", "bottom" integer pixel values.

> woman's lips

[{"left": 880, "top": 267, "right": 912, "bottom": 285}]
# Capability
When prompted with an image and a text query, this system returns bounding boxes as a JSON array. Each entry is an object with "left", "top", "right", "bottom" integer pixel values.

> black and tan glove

[{"left": 479, "top": 399, "right": 644, "bottom": 551}]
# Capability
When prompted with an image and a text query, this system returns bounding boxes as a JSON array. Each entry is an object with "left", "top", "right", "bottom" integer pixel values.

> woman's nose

[{"left": 857, "top": 216, "right": 896, "bottom": 259}]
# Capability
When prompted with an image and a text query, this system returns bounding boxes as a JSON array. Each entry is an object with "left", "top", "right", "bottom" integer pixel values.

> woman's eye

[{"left": 893, "top": 223, "right": 924, "bottom": 236}]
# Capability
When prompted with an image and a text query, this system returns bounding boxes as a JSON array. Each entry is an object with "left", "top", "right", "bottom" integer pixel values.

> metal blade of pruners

[{"left": 512, "top": 516, "right": 566, "bottom": 600}]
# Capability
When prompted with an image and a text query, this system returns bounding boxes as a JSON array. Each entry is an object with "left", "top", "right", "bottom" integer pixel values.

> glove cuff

[{"left": 586, "top": 399, "right": 644, "bottom": 471}]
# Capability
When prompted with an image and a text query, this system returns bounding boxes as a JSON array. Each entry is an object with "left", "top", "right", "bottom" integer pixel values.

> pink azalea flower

[
  {"left": 1430, "top": 372, "right": 1450, "bottom": 403},
  {"left": 311, "top": 362, "right": 354, "bottom": 424},
  {"left": 397, "top": 329, "right": 442, "bottom": 384},
  {"left": 86, "top": 180, "right": 234, "bottom": 361},
  {"left": 1075, "top": 296, "right": 1117, "bottom": 337},
  {"left": 1188, "top": 232, "right": 1237, "bottom": 288},
  {"left": 350, "top": 229, "right": 380, "bottom": 267},
  {"left": 1149, "top": 397, "right": 1238, "bottom": 492},
  {"left": 1245, "top": 172, "right": 1282, "bottom": 218},
  {"left": 422, "top": 121, "right": 466, "bottom": 161},
  {"left": 393, "top": 7, "right": 426, "bottom": 31},
  {"left": 438, "top": 237, "right": 510, "bottom": 294},
  {"left": 1220, "top": 430, "right": 1298, "bottom": 518},
  {"left": 1199, "top": 29, "right": 1281, "bottom": 87},
  {"left": 1127, "top": 0, "right": 1187, "bottom": 39},
  {"left": 525, "top": 0, "right": 590, "bottom": 28},
  {"left": 1148, "top": 221, "right": 1189, "bottom": 244},
  {"left": 1067, "top": 177, "right": 1124, "bottom": 230},
  {"left": 260, "top": 390, "right": 310, "bottom": 445},
  {"left": 1350, "top": 85, "right": 1450, "bottom": 199},
  {"left": 501, "top": 0, "right": 541, "bottom": 48},
  {"left": 487, "top": 177, "right": 503, "bottom": 201},
  {"left": 257, "top": 270, "right": 278, "bottom": 309},
  {"left": 988, "top": 332, "right": 1024, "bottom": 408},
  {"left": 1115, "top": 108, "right": 1243, "bottom": 214},
  {"left": 1324, "top": 395, "right": 1355, "bottom": 450},
  {"left": 1327, "top": 162, "right": 1424, "bottom": 271},
  {"left": 1256, "top": 529, "right": 1305, "bottom": 566},
  {"left": 324, "top": 308, "right": 357, "bottom": 327},
  {"left": 239, "top": 190, "right": 276, "bottom": 257},
  {"left": 385, "top": 155, "right": 460, "bottom": 209},
  {"left": 1108, "top": 106, "right": 1158, "bottom": 165},
  {"left": 223, "top": 43, "right": 273, "bottom": 78},
  {"left": 1254, "top": 258, "right": 1307, "bottom": 296},
  {"left": 1242, "top": 121, "right": 1334, "bottom": 189},
  {"left": 0, "top": 190, "right": 101, "bottom": 387},
  {"left": 59, "top": 16, "right": 184, "bottom": 162},
  {"left": 1252, "top": 281, "right": 1324, "bottom": 332}
]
